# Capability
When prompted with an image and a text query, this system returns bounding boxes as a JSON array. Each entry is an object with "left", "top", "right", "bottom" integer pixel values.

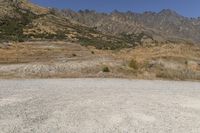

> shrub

[
  {"left": 91, "top": 51, "right": 95, "bottom": 54},
  {"left": 72, "top": 53, "right": 77, "bottom": 57},
  {"left": 0, "top": 7, "right": 36, "bottom": 42},
  {"left": 185, "top": 60, "right": 188, "bottom": 65},
  {"left": 102, "top": 66, "right": 110, "bottom": 72},
  {"left": 129, "top": 59, "right": 138, "bottom": 70}
]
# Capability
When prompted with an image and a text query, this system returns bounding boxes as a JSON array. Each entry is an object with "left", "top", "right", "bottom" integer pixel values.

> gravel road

[{"left": 0, "top": 79, "right": 200, "bottom": 133}]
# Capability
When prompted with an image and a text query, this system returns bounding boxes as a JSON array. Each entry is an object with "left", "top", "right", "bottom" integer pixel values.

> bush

[
  {"left": 0, "top": 7, "right": 36, "bottom": 42},
  {"left": 129, "top": 59, "right": 138, "bottom": 70},
  {"left": 72, "top": 53, "right": 77, "bottom": 57},
  {"left": 102, "top": 66, "right": 110, "bottom": 72},
  {"left": 91, "top": 51, "right": 95, "bottom": 54},
  {"left": 185, "top": 60, "right": 188, "bottom": 65}
]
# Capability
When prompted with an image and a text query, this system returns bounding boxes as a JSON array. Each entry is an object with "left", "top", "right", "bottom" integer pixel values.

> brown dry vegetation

[
  {"left": 0, "top": 42, "right": 199, "bottom": 80},
  {"left": 116, "top": 43, "right": 200, "bottom": 80},
  {"left": 0, "top": 41, "right": 97, "bottom": 63},
  {"left": 0, "top": 1, "right": 200, "bottom": 81}
]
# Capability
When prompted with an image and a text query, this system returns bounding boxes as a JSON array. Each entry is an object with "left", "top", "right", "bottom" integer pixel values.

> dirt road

[{"left": 0, "top": 79, "right": 200, "bottom": 133}]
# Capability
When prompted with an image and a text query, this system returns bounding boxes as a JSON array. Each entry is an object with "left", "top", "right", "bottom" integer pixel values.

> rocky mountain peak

[
  {"left": 158, "top": 9, "right": 180, "bottom": 16},
  {"left": 59, "top": 8, "right": 200, "bottom": 44}
]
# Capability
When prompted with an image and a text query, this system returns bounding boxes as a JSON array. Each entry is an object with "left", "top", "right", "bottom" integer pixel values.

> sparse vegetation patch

[
  {"left": 102, "top": 66, "right": 110, "bottom": 72},
  {"left": 129, "top": 59, "right": 138, "bottom": 70}
]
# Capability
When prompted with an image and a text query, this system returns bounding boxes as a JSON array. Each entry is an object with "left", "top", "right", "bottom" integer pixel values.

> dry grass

[
  {"left": 20, "top": 0, "right": 49, "bottom": 15},
  {"left": 0, "top": 41, "right": 97, "bottom": 64},
  {"left": 115, "top": 43, "right": 200, "bottom": 80},
  {"left": 117, "top": 43, "right": 200, "bottom": 62},
  {"left": 0, "top": 42, "right": 199, "bottom": 80},
  {"left": 156, "top": 68, "right": 200, "bottom": 81}
]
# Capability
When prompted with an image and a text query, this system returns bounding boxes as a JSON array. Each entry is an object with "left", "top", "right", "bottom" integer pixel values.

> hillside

[
  {"left": 0, "top": 0, "right": 136, "bottom": 49},
  {"left": 0, "top": 0, "right": 199, "bottom": 80},
  {"left": 60, "top": 9, "right": 200, "bottom": 44},
  {"left": 1, "top": 0, "right": 200, "bottom": 47}
]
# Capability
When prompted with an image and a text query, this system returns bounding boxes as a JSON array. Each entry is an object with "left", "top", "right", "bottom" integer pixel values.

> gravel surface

[{"left": 0, "top": 79, "right": 200, "bottom": 133}]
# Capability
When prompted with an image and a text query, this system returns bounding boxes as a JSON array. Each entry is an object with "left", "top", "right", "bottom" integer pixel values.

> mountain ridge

[
  {"left": 59, "top": 8, "right": 200, "bottom": 44},
  {"left": 0, "top": 0, "right": 200, "bottom": 48}
]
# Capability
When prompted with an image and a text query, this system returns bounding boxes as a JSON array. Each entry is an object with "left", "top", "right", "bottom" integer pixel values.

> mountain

[
  {"left": 0, "top": 0, "right": 136, "bottom": 49},
  {"left": 60, "top": 9, "right": 200, "bottom": 44},
  {"left": 0, "top": 0, "right": 200, "bottom": 80},
  {"left": 0, "top": 0, "right": 200, "bottom": 49}
]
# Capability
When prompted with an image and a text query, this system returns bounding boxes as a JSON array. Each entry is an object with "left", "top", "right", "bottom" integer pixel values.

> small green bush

[
  {"left": 102, "top": 66, "right": 110, "bottom": 72},
  {"left": 129, "top": 59, "right": 138, "bottom": 70}
]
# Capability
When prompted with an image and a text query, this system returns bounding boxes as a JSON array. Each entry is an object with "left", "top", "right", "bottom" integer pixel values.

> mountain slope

[
  {"left": 0, "top": 0, "right": 137, "bottom": 49},
  {"left": 60, "top": 9, "right": 200, "bottom": 44},
  {"left": 1, "top": 0, "right": 200, "bottom": 47},
  {"left": 0, "top": 1, "right": 200, "bottom": 80}
]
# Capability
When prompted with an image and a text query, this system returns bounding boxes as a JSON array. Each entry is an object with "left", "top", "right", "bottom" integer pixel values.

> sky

[{"left": 31, "top": 0, "right": 200, "bottom": 18}]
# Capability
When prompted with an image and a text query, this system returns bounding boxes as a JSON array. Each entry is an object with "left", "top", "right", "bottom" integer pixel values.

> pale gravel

[
  {"left": 0, "top": 79, "right": 200, "bottom": 133},
  {"left": 0, "top": 57, "right": 122, "bottom": 77}
]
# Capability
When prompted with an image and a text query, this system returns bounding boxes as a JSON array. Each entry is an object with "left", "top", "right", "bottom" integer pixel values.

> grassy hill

[{"left": 0, "top": 0, "right": 139, "bottom": 49}]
